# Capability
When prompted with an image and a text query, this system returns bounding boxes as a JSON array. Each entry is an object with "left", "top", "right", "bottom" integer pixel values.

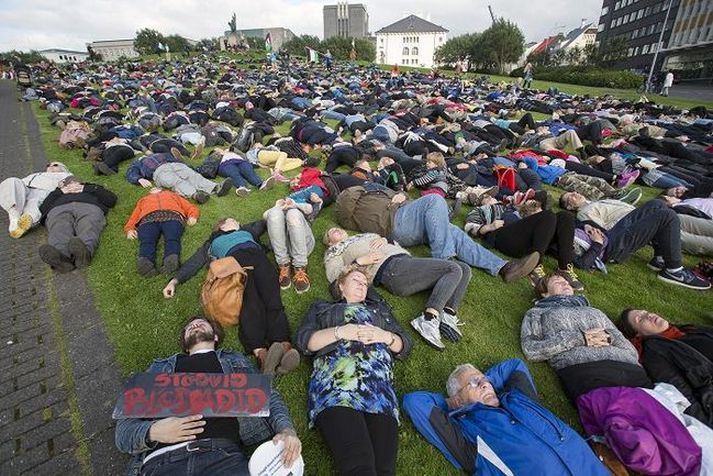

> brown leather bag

[{"left": 200, "top": 257, "right": 253, "bottom": 328}]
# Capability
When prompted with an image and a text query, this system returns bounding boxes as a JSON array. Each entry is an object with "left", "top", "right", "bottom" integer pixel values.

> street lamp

[{"left": 645, "top": 0, "right": 675, "bottom": 93}]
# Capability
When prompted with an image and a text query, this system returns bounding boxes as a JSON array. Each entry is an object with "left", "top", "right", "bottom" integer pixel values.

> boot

[{"left": 276, "top": 342, "right": 300, "bottom": 376}]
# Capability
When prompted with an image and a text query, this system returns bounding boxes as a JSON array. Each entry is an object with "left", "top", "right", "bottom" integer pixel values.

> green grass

[{"left": 32, "top": 95, "right": 712, "bottom": 475}]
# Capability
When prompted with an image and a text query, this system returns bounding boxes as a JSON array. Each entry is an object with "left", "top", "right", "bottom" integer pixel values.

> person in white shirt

[{"left": 0, "top": 162, "right": 70, "bottom": 238}]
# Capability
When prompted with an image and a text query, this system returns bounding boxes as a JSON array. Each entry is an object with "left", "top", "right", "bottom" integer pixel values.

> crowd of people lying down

[{"left": 4, "top": 54, "right": 713, "bottom": 475}]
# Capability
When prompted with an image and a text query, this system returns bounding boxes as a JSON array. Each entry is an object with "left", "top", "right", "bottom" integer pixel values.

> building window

[
  {"left": 601, "top": 5, "right": 609, "bottom": 16},
  {"left": 412, "top": 47, "right": 418, "bottom": 56},
  {"left": 627, "top": 47, "right": 634, "bottom": 56},
  {"left": 642, "top": 44, "right": 649, "bottom": 54},
  {"left": 403, "top": 47, "right": 409, "bottom": 55}
]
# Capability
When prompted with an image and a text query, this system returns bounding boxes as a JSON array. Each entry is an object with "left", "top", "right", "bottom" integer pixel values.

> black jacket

[
  {"left": 39, "top": 183, "right": 117, "bottom": 224},
  {"left": 640, "top": 330, "right": 713, "bottom": 428},
  {"left": 173, "top": 220, "right": 266, "bottom": 284},
  {"left": 295, "top": 296, "right": 412, "bottom": 360}
]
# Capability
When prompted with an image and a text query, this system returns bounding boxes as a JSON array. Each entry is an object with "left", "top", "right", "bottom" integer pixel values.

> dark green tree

[
  {"left": 228, "top": 13, "right": 237, "bottom": 33},
  {"left": 478, "top": 19, "right": 525, "bottom": 73},
  {"left": 281, "top": 35, "right": 321, "bottom": 57},
  {"left": 163, "top": 34, "right": 191, "bottom": 53},
  {"left": 435, "top": 33, "right": 479, "bottom": 65},
  {"left": 134, "top": 28, "right": 165, "bottom": 56},
  {"left": 320, "top": 37, "right": 374, "bottom": 61}
]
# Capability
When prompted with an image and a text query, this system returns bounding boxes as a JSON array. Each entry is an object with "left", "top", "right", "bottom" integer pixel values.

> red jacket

[{"left": 124, "top": 190, "right": 199, "bottom": 232}]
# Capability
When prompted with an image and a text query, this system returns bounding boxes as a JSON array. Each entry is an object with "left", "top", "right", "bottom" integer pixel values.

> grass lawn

[{"left": 32, "top": 91, "right": 712, "bottom": 475}]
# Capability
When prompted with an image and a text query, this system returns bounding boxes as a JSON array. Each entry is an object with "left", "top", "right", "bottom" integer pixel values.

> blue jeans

[
  {"left": 137, "top": 220, "right": 184, "bottom": 263},
  {"left": 139, "top": 443, "right": 248, "bottom": 476},
  {"left": 391, "top": 195, "right": 506, "bottom": 275},
  {"left": 218, "top": 160, "right": 262, "bottom": 188}
]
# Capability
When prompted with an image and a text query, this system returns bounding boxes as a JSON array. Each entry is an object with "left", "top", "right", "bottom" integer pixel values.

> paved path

[
  {"left": 668, "top": 83, "right": 713, "bottom": 103},
  {"left": 0, "top": 80, "right": 127, "bottom": 475}
]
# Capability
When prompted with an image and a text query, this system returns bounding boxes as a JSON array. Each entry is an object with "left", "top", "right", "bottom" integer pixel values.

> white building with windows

[
  {"left": 86, "top": 39, "right": 139, "bottom": 61},
  {"left": 375, "top": 15, "right": 448, "bottom": 68},
  {"left": 39, "top": 48, "right": 89, "bottom": 63}
]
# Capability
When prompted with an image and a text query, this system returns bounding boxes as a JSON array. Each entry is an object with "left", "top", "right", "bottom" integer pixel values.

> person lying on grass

[
  {"left": 402, "top": 358, "right": 609, "bottom": 475},
  {"left": 115, "top": 316, "right": 302, "bottom": 476},
  {"left": 323, "top": 226, "right": 470, "bottom": 351},
  {"left": 162, "top": 218, "right": 298, "bottom": 376},
  {"left": 295, "top": 268, "right": 411, "bottom": 476}
]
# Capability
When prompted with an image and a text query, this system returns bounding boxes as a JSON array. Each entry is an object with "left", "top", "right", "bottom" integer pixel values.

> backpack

[{"left": 200, "top": 257, "right": 253, "bottom": 328}]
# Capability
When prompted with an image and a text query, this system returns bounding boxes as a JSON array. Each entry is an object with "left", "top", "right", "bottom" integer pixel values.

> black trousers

[
  {"left": 564, "top": 160, "right": 615, "bottom": 182},
  {"left": 327, "top": 146, "right": 360, "bottom": 173},
  {"left": 316, "top": 407, "right": 398, "bottom": 476},
  {"left": 605, "top": 199, "right": 682, "bottom": 268},
  {"left": 488, "top": 210, "right": 575, "bottom": 269},
  {"left": 230, "top": 248, "right": 290, "bottom": 353},
  {"left": 102, "top": 145, "right": 135, "bottom": 171},
  {"left": 576, "top": 121, "right": 604, "bottom": 145},
  {"left": 508, "top": 113, "right": 537, "bottom": 134}
]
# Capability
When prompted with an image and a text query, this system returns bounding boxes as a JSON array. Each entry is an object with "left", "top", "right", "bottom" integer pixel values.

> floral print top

[{"left": 307, "top": 304, "right": 398, "bottom": 427}]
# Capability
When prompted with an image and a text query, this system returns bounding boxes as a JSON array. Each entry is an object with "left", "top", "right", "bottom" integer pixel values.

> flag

[
  {"left": 265, "top": 32, "right": 272, "bottom": 52},
  {"left": 307, "top": 48, "right": 320, "bottom": 63}
]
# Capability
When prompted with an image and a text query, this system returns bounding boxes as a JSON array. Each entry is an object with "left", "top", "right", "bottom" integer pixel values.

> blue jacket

[
  {"left": 115, "top": 349, "right": 294, "bottom": 475},
  {"left": 403, "top": 359, "right": 608, "bottom": 476},
  {"left": 522, "top": 156, "right": 567, "bottom": 185}
]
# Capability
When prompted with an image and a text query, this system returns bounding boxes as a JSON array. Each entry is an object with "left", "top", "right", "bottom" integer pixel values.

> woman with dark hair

[
  {"left": 295, "top": 268, "right": 412, "bottom": 476},
  {"left": 161, "top": 217, "right": 299, "bottom": 376},
  {"left": 618, "top": 308, "right": 713, "bottom": 428}
]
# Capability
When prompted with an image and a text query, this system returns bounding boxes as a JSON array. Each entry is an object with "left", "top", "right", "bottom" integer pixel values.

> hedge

[{"left": 510, "top": 66, "right": 643, "bottom": 89}]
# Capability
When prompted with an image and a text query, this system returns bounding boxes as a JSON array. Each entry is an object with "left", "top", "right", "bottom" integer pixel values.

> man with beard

[{"left": 115, "top": 316, "right": 302, "bottom": 476}]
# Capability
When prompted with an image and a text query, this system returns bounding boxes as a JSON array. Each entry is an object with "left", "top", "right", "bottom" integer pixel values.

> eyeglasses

[{"left": 460, "top": 376, "right": 490, "bottom": 393}]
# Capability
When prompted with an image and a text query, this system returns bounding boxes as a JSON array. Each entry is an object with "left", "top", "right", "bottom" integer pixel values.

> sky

[{"left": 0, "top": 0, "right": 603, "bottom": 52}]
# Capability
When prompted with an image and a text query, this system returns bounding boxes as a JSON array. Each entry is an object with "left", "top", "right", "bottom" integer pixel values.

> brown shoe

[
  {"left": 258, "top": 342, "right": 286, "bottom": 375},
  {"left": 278, "top": 264, "right": 291, "bottom": 290},
  {"left": 293, "top": 267, "right": 310, "bottom": 294},
  {"left": 191, "top": 141, "right": 204, "bottom": 161},
  {"left": 499, "top": 251, "right": 540, "bottom": 283},
  {"left": 276, "top": 342, "right": 300, "bottom": 376}
]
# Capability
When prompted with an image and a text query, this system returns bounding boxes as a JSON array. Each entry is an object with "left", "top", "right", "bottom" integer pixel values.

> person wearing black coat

[
  {"left": 619, "top": 308, "right": 713, "bottom": 428},
  {"left": 38, "top": 176, "right": 117, "bottom": 273},
  {"left": 161, "top": 218, "right": 299, "bottom": 376}
]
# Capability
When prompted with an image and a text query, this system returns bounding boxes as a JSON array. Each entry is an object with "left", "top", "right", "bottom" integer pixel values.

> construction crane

[{"left": 488, "top": 5, "right": 497, "bottom": 25}]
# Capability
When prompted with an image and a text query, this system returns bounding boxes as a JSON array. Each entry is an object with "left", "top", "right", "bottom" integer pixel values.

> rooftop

[{"left": 376, "top": 14, "right": 448, "bottom": 34}]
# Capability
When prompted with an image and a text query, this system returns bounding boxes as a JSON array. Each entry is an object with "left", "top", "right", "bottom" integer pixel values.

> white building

[
  {"left": 39, "top": 48, "right": 89, "bottom": 63},
  {"left": 557, "top": 22, "right": 598, "bottom": 54},
  {"left": 86, "top": 39, "right": 139, "bottom": 61},
  {"left": 375, "top": 14, "right": 448, "bottom": 68}
]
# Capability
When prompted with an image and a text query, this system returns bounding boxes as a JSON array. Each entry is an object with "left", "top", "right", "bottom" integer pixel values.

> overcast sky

[{"left": 0, "top": 0, "right": 602, "bottom": 52}]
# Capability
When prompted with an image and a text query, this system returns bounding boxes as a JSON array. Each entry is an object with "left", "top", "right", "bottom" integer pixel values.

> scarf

[{"left": 630, "top": 325, "right": 685, "bottom": 357}]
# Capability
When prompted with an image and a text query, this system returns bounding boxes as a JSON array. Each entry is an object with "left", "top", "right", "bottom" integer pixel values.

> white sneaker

[
  {"left": 235, "top": 187, "right": 251, "bottom": 196},
  {"left": 259, "top": 176, "right": 275, "bottom": 191},
  {"left": 440, "top": 311, "right": 464, "bottom": 342},
  {"left": 410, "top": 314, "right": 445, "bottom": 350}
]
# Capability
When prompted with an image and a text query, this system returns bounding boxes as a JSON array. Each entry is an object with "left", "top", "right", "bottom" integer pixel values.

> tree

[
  {"left": 320, "top": 37, "right": 374, "bottom": 61},
  {"left": 435, "top": 33, "right": 479, "bottom": 66},
  {"left": 581, "top": 43, "right": 602, "bottom": 66},
  {"left": 0, "top": 50, "right": 45, "bottom": 65},
  {"left": 163, "top": 34, "right": 191, "bottom": 54},
  {"left": 134, "top": 28, "right": 165, "bottom": 56},
  {"left": 281, "top": 35, "right": 321, "bottom": 57},
  {"left": 478, "top": 19, "right": 525, "bottom": 73}
]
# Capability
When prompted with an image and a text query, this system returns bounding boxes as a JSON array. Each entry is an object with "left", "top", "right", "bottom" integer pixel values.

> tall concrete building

[
  {"left": 323, "top": 2, "right": 369, "bottom": 39},
  {"left": 662, "top": 0, "right": 713, "bottom": 81},
  {"left": 595, "top": 0, "right": 681, "bottom": 71}
]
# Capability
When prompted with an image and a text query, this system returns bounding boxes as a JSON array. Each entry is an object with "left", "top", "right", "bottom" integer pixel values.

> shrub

[{"left": 510, "top": 65, "right": 642, "bottom": 89}]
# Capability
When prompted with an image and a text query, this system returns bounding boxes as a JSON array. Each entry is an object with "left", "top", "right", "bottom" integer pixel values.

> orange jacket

[{"left": 124, "top": 190, "right": 200, "bottom": 232}]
